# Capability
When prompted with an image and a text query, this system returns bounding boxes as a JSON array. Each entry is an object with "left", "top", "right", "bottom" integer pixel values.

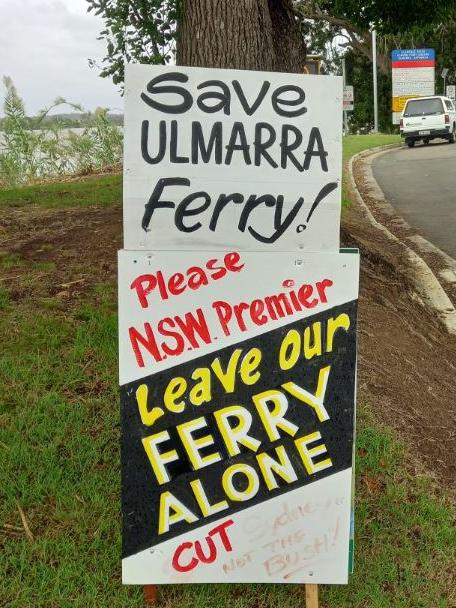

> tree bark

[{"left": 176, "top": 0, "right": 306, "bottom": 73}]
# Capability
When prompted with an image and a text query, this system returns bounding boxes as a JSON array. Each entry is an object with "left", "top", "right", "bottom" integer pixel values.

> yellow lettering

[
  {"left": 253, "top": 389, "right": 299, "bottom": 441},
  {"left": 158, "top": 491, "right": 198, "bottom": 534},
  {"left": 295, "top": 432, "right": 332, "bottom": 475},
  {"left": 214, "top": 405, "right": 261, "bottom": 456},
  {"left": 176, "top": 417, "right": 221, "bottom": 470},
  {"left": 256, "top": 446, "right": 298, "bottom": 490}
]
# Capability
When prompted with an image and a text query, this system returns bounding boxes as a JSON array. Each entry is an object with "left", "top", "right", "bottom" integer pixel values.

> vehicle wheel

[
  {"left": 449, "top": 125, "right": 455, "bottom": 143},
  {"left": 407, "top": 140, "right": 415, "bottom": 148},
  {"left": 424, "top": 138, "right": 430, "bottom": 145}
]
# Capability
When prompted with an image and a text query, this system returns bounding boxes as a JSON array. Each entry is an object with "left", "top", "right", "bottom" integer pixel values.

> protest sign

[
  {"left": 119, "top": 249, "right": 359, "bottom": 584},
  {"left": 123, "top": 65, "right": 343, "bottom": 252}
]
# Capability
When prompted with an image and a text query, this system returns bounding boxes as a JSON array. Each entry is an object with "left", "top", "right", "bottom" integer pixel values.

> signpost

[
  {"left": 119, "top": 64, "right": 359, "bottom": 604},
  {"left": 446, "top": 84, "right": 455, "bottom": 100},
  {"left": 343, "top": 86, "right": 354, "bottom": 112},
  {"left": 391, "top": 48, "right": 435, "bottom": 124}
]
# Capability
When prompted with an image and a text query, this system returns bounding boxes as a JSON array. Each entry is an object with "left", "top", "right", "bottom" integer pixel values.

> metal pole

[
  {"left": 372, "top": 28, "right": 379, "bottom": 132},
  {"left": 342, "top": 56, "right": 349, "bottom": 134}
]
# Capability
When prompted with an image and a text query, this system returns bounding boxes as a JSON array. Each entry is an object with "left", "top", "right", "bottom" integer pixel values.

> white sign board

[
  {"left": 391, "top": 49, "right": 435, "bottom": 124},
  {"left": 343, "top": 86, "right": 354, "bottom": 111},
  {"left": 123, "top": 65, "right": 343, "bottom": 252},
  {"left": 447, "top": 85, "right": 456, "bottom": 100},
  {"left": 119, "top": 249, "right": 359, "bottom": 584}
]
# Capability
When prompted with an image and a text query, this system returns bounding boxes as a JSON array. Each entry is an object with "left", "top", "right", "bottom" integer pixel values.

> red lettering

[
  {"left": 174, "top": 309, "right": 211, "bottom": 347},
  {"left": 297, "top": 284, "right": 318, "bottom": 308},
  {"left": 250, "top": 299, "right": 267, "bottom": 325},
  {"left": 187, "top": 266, "right": 209, "bottom": 290},
  {"left": 224, "top": 251, "right": 244, "bottom": 273},
  {"left": 316, "top": 278, "right": 333, "bottom": 303},
  {"left": 194, "top": 536, "right": 217, "bottom": 564},
  {"left": 128, "top": 323, "right": 162, "bottom": 366},
  {"left": 168, "top": 272, "right": 186, "bottom": 295},
  {"left": 158, "top": 317, "right": 185, "bottom": 356},
  {"left": 171, "top": 520, "right": 235, "bottom": 573},
  {"left": 206, "top": 258, "right": 227, "bottom": 280},
  {"left": 129, "top": 253, "right": 245, "bottom": 308},
  {"left": 155, "top": 270, "right": 169, "bottom": 300},
  {"left": 130, "top": 274, "right": 157, "bottom": 309},
  {"left": 212, "top": 300, "right": 232, "bottom": 336},
  {"left": 172, "top": 542, "right": 198, "bottom": 573},
  {"left": 208, "top": 519, "right": 234, "bottom": 551}
]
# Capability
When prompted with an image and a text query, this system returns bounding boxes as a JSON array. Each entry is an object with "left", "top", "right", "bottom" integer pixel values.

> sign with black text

[
  {"left": 119, "top": 249, "right": 359, "bottom": 584},
  {"left": 123, "top": 65, "right": 343, "bottom": 252}
]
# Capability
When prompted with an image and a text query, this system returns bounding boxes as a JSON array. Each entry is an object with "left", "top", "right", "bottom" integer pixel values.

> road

[{"left": 372, "top": 141, "right": 456, "bottom": 258}]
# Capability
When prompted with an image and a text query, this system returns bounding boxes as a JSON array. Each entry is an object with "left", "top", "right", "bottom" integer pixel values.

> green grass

[
  {"left": 1, "top": 135, "right": 454, "bottom": 607},
  {"left": 342, "top": 134, "right": 401, "bottom": 163},
  {"left": 342, "top": 134, "right": 401, "bottom": 207},
  {"left": 0, "top": 174, "right": 122, "bottom": 208},
  {"left": 0, "top": 283, "right": 454, "bottom": 607},
  {"left": 0, "top": 135, "right": 399, "bottom": 212}
]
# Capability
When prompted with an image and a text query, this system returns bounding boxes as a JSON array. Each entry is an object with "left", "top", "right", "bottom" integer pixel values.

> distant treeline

[{"left": 0, "top": 112, "right": 123, "bottom": 131}]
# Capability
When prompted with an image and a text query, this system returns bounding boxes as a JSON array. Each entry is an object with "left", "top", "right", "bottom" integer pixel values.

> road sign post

[{"left": 391, "top": 48, "right": 436, "bottom": 124}]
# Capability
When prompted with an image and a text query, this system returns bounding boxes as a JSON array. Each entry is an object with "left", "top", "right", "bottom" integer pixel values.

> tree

[
  {"left": 87, "top": 0, "right": 307, "bottom": 83},
  {"left": 297, "top": 1, "right": 456, "bottom": 76}
]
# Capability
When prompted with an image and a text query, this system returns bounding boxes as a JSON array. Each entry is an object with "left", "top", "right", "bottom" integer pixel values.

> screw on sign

[{"left": 119, "top": 64, "right": 359, "bottom": 608}]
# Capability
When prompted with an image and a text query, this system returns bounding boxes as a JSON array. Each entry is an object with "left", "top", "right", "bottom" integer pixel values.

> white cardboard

[{"left": 123, "top": 64, "right": 343, "bottom": 252}]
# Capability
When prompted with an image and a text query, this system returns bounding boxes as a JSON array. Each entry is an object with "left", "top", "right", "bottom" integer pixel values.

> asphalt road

[{"left": 372, "top": 141, "right": 456, "bottom": 258}]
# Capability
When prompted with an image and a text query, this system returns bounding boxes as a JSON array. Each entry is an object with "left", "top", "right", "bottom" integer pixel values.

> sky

[{"left": 0, "top": 0, "right": 123, "bottom": 116}]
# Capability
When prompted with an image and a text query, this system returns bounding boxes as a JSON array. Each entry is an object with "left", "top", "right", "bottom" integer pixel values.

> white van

[{"left": 400, "top": 96, "right": 456, "bottom": 147}]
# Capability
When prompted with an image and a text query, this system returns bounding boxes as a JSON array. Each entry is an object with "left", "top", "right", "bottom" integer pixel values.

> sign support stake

[
  {"left": 144, "top": 585, "right": 157, "bottom": 605},
  {"left": 305, "top": 584, "right": 319, "bottom": 607}
]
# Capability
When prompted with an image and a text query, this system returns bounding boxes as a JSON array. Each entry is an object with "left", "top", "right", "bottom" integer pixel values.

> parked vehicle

[{"left": 400, "top": 96, "right": 456, "bottom": 147}]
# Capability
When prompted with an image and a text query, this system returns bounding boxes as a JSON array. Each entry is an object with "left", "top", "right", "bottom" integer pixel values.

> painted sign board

[
  {"left": 446, "top": 85, "right": 456, "bottom": 100},
  {"left": 391, "top": 48, "right": 435, "bottom": 124},
  {"left": 343, "top": 86, "right": 354, "bottom": 111},
  {"left": 123, "top": 64, "right": 343, "bottom": 252},
  {"left": 119, "top": 248, "right": 359, "bottom": 584}
]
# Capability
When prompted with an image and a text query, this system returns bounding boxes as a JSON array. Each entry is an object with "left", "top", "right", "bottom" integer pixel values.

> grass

[
  {"left": 342, "top": 134, "right": 401, "bottom": 207},
  {"left": 0, "top": 173, "right": 122, "bottom": 208},
  {"left": 1, "top": 135, "right": 454, "bottom": 607},
  {"left": 0, "top": 135, "right": 400, "bottom": 211}
]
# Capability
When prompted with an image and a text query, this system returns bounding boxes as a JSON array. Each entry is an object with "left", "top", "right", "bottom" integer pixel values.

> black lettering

[
  {"left": 271, "top": 85, "right": 307, "bottom": 117},
  {"left": 170, "top": 120, "right": 189, "bottom": 163},
  {"left": 141, "top": 120, "right": 166, "bottom": 165},
  {"left": 225, "top": 122, "right": 252, "bottom": 165},
  {"left": 303, "top": 127, "right": 328, "bottom": 172},
  {"left": 305, "top": 182, "right": 338, "bottom": 224},
  {"left": 274, "top": 196, "right": 305, "bottom": 238},
  {"left": 141, "top": 177, "right": 189, "bottom": 231},
  {"left": 175, "top": 192, "right": 211, "bottom": 232},
  {"left": 141, "top": 72, "right": 193, "bottom": 114},
  {"left": 209, "top": 193, "right": 244, "bottom": 231},
  {"left": 191, "top": 122, "right": 223, "bottom": 164},
  {"left": 254, "top": 122, "right": 278, "bottom": 168},
  {"left": 280, "top": 125, "right": 303, "bottom": 172},
  {"left": 232, "top": 80, "right": 270, "bottom": 115},
  {"left": 197, "top": 80, "right": 231, "bottom": 114},
  {"left": 238, "top": 194, "right": 276, "bottom": 232}
]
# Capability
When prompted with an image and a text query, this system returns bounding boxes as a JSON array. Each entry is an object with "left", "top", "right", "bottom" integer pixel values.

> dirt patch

[
  {"left": 344, "top": 174, "right": 456, "bottom": 492},
  {"left": 353, "top": 155, "right": 456, "bottom": 306},
  {"left": 0, "top": 206, "right": 122, "bottom": 303},
  {"left": 1, "top": 200, "right": 455, "bottom": 491}
]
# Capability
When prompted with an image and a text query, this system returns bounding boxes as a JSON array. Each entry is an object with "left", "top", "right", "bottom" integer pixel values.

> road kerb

[{"left": 346, "top": 145, "right": 456, "bottom": 335}]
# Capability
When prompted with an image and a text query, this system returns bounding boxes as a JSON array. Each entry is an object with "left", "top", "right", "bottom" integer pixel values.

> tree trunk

[{"left": 176, "top": 0, "right": 306, "bottom": 73}]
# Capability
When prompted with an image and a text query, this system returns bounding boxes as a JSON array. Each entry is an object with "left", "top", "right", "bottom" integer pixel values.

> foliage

[
  {"left": 86, "top": 0, "right": 179, "bottom": 85},
  {"left": 0, "top": 78, "right": 123, "bottom": 187},
  {"left": 298, "top": 0, "right": 454, "bottom": 36}
]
